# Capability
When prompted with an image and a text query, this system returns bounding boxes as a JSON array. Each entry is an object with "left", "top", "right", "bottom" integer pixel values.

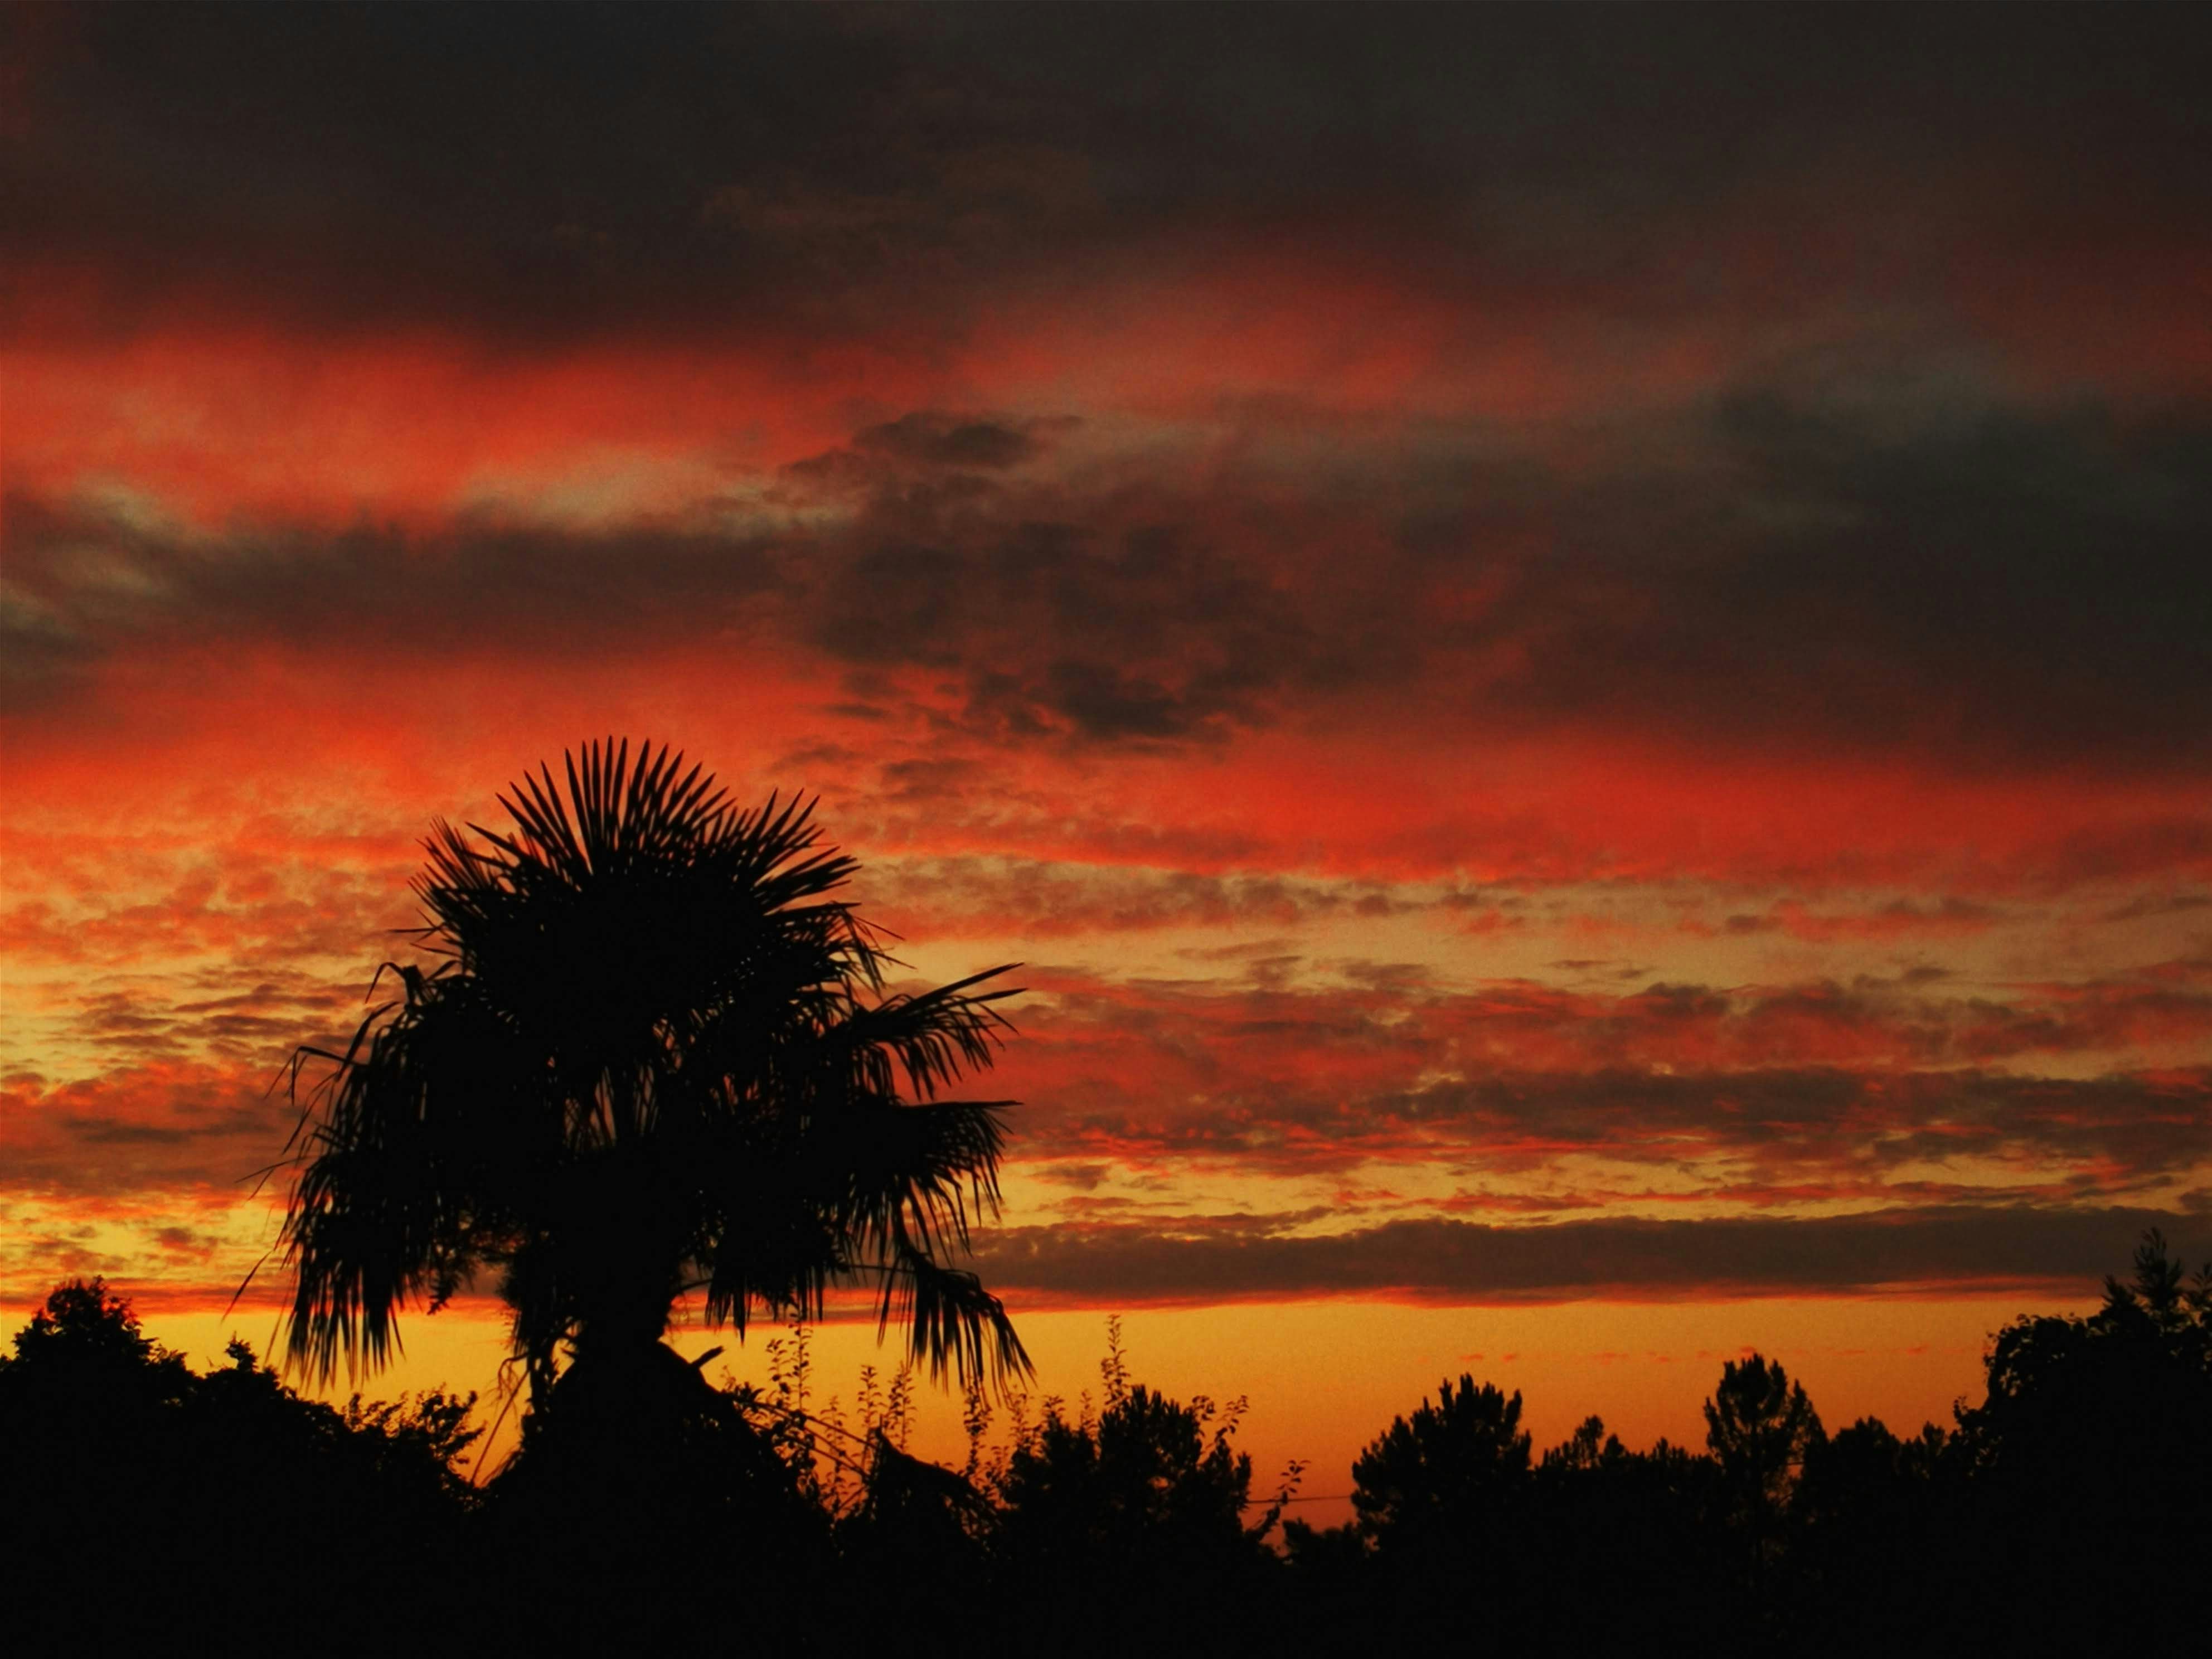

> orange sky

[{"left": 4, "top": 4, "right": 2208, "bottom": 1491}]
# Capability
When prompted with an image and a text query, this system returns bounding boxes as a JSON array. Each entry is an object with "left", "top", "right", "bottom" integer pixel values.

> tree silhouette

[
  {"left": 279, "top": 740, "right": 1032, "bottom": 1419},
  {"left": 1951, "top": 1228, "right": 2210, "bottom": 1648},
  {"left": 1352, "top": 1373, "right": 1532, "bottom": 1551},
  {"left": 1344, "top": 1374, "right": 1536, "bottom": 1642},
  {"left": 1704, "top": 1352, "right": 1822, "bottom": 1577}
]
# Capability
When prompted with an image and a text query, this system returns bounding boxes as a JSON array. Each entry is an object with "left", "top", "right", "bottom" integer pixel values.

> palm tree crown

[{"left": 280, "top": 739, "right": 1029, "bottom": 1404}]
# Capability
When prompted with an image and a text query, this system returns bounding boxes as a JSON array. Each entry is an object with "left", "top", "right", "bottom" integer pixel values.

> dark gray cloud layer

[
  {"left": 8, "top": 4, "right": 2208, "bottom": 341},
  {"left": 794, "top": 393, "right": 2212, "bottom": 760},
  {"left": 972, "top": 1206, "right": 2207, "bottom": 1302},
  {"left": 0, "top": 490, "right": 785, "bottom": 712},
  {"left": 8, "top": 388, "right": 2211, "bottom": 771},
  {"left": 9, "top": 7, "right": 2211, "bottom": 773}
]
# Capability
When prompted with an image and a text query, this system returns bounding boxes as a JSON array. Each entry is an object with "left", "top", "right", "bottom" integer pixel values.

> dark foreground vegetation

[{"left": 2, "top": 1233, "right": 2204, "bottom": 1657}]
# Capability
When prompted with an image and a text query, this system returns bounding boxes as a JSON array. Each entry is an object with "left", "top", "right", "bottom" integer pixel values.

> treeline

[{"left": 3, "top": 1234, "right": 2205, "bottom": 1655}]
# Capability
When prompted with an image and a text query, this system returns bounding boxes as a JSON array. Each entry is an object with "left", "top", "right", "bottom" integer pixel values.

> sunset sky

[{"left": 4, "top": 3, "right": 2209, "bottom": 1500}]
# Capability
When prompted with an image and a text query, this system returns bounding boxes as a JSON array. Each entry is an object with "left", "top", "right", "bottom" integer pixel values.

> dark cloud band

[{"left": 973, "top": 1206, "right": 2206, "bottom": 1304}]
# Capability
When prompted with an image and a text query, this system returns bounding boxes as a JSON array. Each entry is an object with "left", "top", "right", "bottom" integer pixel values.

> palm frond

[
  {"left": 820, "top": 1097, "right": 1012, "bottom": 1263},
  {"left": 838, "top": 966, "right": 1023, "bottom": 1100},
  {"left": 877, "top": 1251, "right": 1032, "bottom": 1388}
]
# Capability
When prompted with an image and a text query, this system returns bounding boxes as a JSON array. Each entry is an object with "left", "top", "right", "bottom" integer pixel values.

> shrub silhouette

[
  {"left": 0, "top": 1280, "right": 478, "bottom": 1651},
  {"left": 993, "top": 1383, "right": 1269, "bottom": 1652}
]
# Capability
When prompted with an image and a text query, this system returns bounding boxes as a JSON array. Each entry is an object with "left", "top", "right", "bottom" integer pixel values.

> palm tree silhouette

[{"left": 278, "top": 739, "right": 1030, "bottom": 1418}]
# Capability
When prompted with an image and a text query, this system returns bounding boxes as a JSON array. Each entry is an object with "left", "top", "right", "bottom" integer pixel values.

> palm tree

[{"left": 278, "top": 739, "right": 1030, "bottom": 1415}]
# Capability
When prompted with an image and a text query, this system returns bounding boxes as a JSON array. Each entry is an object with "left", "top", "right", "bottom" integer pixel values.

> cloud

[
  {"left": 1006, "top": 1060, "right": 2212, "bottom": 1196},
  {"left": 1713, "top": 898, "right": 2004, "bottom": 943},
  {"left": 970, "top": 1205, "right": 2207, "bottom": 1305},
  {"left": 22, "top": 358, "right": 2210, "bottom": 780},
  {"left": 998, "top": 966, "right": 2212, "bottom": 1107},
  {"left": 852, "top": 413, "right": 1062, "bottom": 471},
  {"left": 12, "top": 6, "right": 2208, "bottom": 355},
  {"left": 980, "top": 967, "right": 2212, "bottom": 1195},
  {"left": 0, "top": 488, "right": 790, "bottom": 714},
  {"left": 864, "top": 857, "right": 1405, "bottom": 938},
  {"left": 2102, "top": 891, "right": 2212, "bottom": 924},
  {"left": 0, "top": 1064, "right": 298, "bottom": 1196},
  {"left": 0, "top": 840, "right": 419, "bottom": 979}
]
